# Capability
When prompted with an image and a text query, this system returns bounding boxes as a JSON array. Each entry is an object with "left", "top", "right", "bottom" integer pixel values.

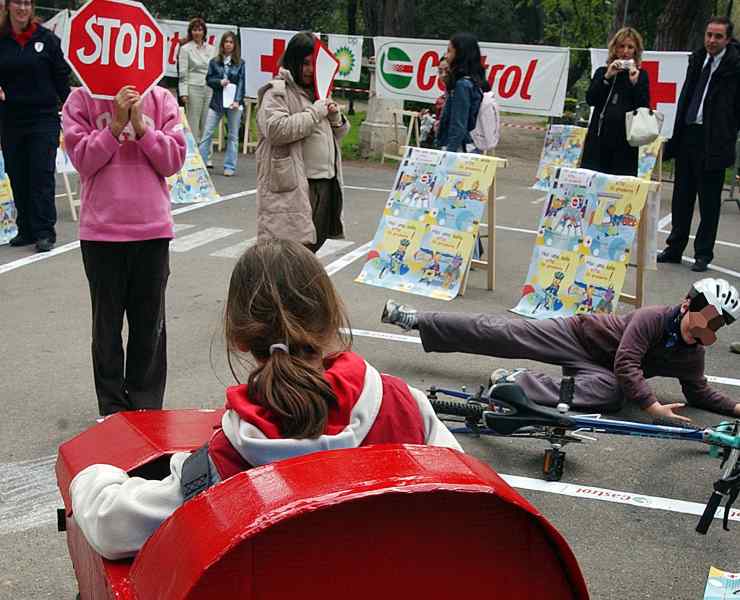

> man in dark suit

[{"left": 659, "top": 16, "right": 740, "bottom": 272}]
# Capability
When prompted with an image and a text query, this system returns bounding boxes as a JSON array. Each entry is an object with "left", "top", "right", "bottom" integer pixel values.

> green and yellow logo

[
  {"left": 380, "top": 46, "right": 414, "bottom": 89},
  {"left": 335, "top": 46, "right": 356, "bottom": 79}
]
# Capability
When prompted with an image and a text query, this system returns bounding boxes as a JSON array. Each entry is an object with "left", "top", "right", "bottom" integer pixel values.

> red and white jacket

[{"left": 70, "top": 352, "right": 462, "bottom": 560}]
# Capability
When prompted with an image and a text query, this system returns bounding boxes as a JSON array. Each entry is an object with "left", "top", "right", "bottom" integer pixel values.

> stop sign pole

[{"left": 63, "top": 0, "right": 166, "bottom": 100}]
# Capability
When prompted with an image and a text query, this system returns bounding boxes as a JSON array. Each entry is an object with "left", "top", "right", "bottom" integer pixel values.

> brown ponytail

[{"left": 224, "top": 239, "right": 352, "bottom": 438}]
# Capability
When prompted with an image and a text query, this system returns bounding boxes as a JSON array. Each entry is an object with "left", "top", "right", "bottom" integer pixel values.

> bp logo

[
  {"left": 335, "top": 46, "right": 356, "bottom": 79},
  {"left": 380, "top": 46, "right": 414, "bottom": 89}
]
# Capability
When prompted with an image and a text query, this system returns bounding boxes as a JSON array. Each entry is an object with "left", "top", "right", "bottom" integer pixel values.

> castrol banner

[
  {"left": 374, "top": 37, "right": 570, "bottom": 117},
  {"left": 590, "top": 49, "right": 689, "bottom": 139},
  {"left": 159, "top": 19, "right": 237, "bottom": 78}
]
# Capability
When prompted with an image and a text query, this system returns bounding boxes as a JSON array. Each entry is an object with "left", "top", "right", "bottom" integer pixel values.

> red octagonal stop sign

[{"left": 63, "top": 0, "right": 166, "bottom": 100}]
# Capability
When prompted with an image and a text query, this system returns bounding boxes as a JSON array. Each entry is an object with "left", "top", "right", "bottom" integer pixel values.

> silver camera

[{"left": 614, "top": 59, "right": 635, "bottom": 70}]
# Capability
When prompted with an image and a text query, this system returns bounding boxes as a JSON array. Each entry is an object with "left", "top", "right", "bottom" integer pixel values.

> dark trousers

[
  {"left": 665, "top": 125, "right": 725, "bottom": 262},
  {"left": 80, "top": 239, "right": 170, "bottom": 415},
  {"left": 304, "top": 177, "right": 344, "bottom": 253},
  {"left": 0, "top": 126, "right": 59, "bottom": 241},
  {"left": 418, "top": 312, "right": 624, "bottom": 412}
]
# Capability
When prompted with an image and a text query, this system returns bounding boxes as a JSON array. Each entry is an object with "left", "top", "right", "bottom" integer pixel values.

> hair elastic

[{"left": 269, "top": 343, "right": 290, "bottom": 355}]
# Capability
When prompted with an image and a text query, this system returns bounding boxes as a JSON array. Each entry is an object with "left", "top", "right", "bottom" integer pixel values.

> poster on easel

[
  {"left": 533, "top": 125, "right": 587, "bottom": 191},
  {"left": 56, "top": 131, "right": 76, "bottom": 174},
  {"left": 534, "top": 124, "right": 663, "bottom": 190},
  {"left": 167, "top": 109, "right": 220, "bottom": 204},
  {"left": 0, "top": 152, "right": 18, "bottom": 245},
  {"left": 512, "top": 167, "right": 648, "bottom": 319},
  {"left": 355, "top": 147, "right": 497, "bottom": 300},
  {"left": 703, "top": 566, "right": 740, "bottom": 599}
]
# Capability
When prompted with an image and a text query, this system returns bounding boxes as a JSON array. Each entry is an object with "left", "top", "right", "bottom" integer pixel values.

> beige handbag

[{"left": 625, "top": 107, "right": 664, "bottom": 147}]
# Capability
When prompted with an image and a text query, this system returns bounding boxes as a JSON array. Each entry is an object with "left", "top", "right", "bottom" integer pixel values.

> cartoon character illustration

[
  {"left": 379, "top": 238, "right": 411, "bottom": 279},
  {"left": 543, "top": 196, "right": 565, "bottom": 229},
  {"left": 419, "top": 252, "right": 443, "bottom": 285},
  {"left": 554, "top": 196, "right": 585, "bottom": 240},
  {"left": 575, "top": 285, "right": 595, "bottom": 314},
  {"left": 443, "top": 254, "right": 464, "bottom": 289},
  {"left": 594, "top": 286, "right": 616, "bottom": 314},
  {"left": 534, "top": 271, "right": 565, "bottom": 313},
  {"left": 621, "top": 203, "right": 637, "bottom": 227},
  {"left": 450, "top": 180, "right": 469, "bottom": 208}
]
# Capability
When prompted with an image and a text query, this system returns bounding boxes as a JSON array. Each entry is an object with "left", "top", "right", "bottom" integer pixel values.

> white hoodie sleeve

[
  {"left": 408, "top": 385, "right": 464, "bottom": 451},
  {"left": 69, "top": 452, "right": 190, "bottom": 560}
]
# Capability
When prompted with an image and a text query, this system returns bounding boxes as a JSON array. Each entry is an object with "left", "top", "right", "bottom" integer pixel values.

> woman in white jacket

[
  {"left": 256, "top": 32, "right": 349, "bottom": 252},
  {"left": 177, "top": 17, "right": 214, "bottom": 147}
]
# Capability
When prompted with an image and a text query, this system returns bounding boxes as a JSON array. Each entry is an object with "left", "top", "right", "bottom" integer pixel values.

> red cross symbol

[
  {"left": 261, "top": 38, "right": 287, "bottom": 76},
  {"left": 641, "top": 60, "right": 677, "bottom": 110}
]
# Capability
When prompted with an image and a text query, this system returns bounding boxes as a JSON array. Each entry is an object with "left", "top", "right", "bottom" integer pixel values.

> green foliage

[
  {"left": 340, "top": 110, "right": 366, "bottom": 160},
  {"left": 412, "top": 0, "right": 523, "bottom": 42}
]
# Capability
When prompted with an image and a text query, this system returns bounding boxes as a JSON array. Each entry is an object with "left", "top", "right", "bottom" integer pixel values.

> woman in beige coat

[
  {"left": 178, "top": 17, "right": 214, "bottom": 147},
  {"left": 256, "top": 32, "right": 349, "bottom": 252}
]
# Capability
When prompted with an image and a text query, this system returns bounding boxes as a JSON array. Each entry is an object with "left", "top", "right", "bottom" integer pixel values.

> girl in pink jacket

[{"left": 62, "top": 85, "right": 186, "bottom": 416}]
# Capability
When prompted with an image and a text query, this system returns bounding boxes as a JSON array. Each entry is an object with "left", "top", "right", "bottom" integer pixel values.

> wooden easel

[
  {"left": 460, "top": 155, "right": 509, "bottom": 295},
  {"left": 381, "top": 110, "right": 421, "bottom": 163},
  {"left": 61, "top": 171, "right": 80, "bottom": 221},
  {"left": 619, "top": 145, "right": 663, "bottom": 308},
  {"left": 242, "top": 98, "right": 259, "bottom": 154}
]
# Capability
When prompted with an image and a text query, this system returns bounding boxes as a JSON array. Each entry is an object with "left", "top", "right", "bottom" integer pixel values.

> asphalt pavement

[{"left": 1, "top": 144, "right": 739, "bottom": 599}]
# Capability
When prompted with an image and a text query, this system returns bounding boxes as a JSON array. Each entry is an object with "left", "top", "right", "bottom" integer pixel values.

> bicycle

[{"left": 427, "top": 377, "right": 740, "bottom": 534}]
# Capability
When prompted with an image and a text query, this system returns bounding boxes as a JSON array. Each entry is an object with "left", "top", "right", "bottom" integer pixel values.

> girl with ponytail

[{"left": 70, "top": 239, "right": 462, "bottom": 560}]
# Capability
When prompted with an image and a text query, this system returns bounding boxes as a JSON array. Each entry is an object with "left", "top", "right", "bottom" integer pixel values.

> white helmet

[{"left": 689, "top": 278, "right": 740, "bottom": 325}]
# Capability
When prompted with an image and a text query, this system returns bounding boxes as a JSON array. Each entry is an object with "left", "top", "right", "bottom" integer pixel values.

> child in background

[
  {"left": 70, "top": 239, "right": 462, "bottom": 560},
  {"left": 62, "top": 85, "right": 186, "bottom": 415}
]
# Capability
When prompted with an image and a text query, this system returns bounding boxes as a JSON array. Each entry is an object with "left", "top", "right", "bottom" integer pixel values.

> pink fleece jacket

[{"left": 62, "top": 86, "right": 186, "bottom": 241}]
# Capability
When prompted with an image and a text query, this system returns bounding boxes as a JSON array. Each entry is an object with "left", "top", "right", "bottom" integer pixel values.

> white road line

[
  {"left": 497, "top": 224, "right": 539, "bottom": 235},
  {"left": 657, "top": 213, "right": 672, "bottom": 230},
  {"left": 3, "top": 452, "right": 734, "bottom": 535},
  {"left": 173, "top": 223, "right": 197, "bottom": 233},
  {"left": 170, "top": 189, "right": 256, "bottom": 216},
  {"left": 348, "top": 327, "right": 740, "bottom": 388},
  {"left": 317, "top": 239, "right": 355, "bottom": 258},
  {"left": 0, "top": 189, "right": 258, "bottom": 276},
  {"left": 170, "top": 228, "right": 241, "bottom": 253},
  {"left": 325, "top": 241, "right": 372, "bottom": 276},
  {"left": 344, "top": 185, "right": 392, "bottom": 194},
  {"left": 496, "top": 195, "right": 507, "bottom": 201},
  {"left": 680, "top": 257, "right": 740, "bottom": 280},
  {"left": 210, "top": 236, "right": 257, "bottom": 259},
  {"left": 657, "top": 230, "right": 740, "bottom": 251},
  {"left": 531, "top": 195, "right": 548, "bottom": 204},
  {"left": 499, "top": 474, "right": 740, "bottom": 524}
]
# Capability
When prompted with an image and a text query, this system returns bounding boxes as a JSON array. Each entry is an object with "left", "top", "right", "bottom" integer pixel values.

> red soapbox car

[{"left": 56, "top": 409, "right": 589, "bottom": 599}]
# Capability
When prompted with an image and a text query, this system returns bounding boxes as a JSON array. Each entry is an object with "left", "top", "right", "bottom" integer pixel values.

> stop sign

[{"left": 63, "top": 0, "right": 166, "bottom": 100}]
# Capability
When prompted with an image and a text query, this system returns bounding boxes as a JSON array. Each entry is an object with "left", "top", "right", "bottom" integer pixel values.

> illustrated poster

[
  {"left": 513, "top": 167, "right": 648, "bottom": 318},
  {"left": 533, "top": 125, "right": 587, "bottom": 191},
  {"left": 355, "top": 147, "right": 497, "bottom": 300},
  {"left": 704, "top": 566, "right": 740, "bottom": 599},
  {"left": 167, "top": 110, "right": 219, "bottom": 204},
  {"left": 0, "top": 152, "right": 18, "bottom": 245}
]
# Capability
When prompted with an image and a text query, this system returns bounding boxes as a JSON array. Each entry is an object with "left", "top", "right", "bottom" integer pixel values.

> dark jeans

[
  {"left": 665, "top": 125, "right": 725, "bottom": 262},
  {"left": 80, "top": 239, "right": 170, "bottom": 415},
  {"left": 1, "top": 125, "right": 59, "bottom": 241}
]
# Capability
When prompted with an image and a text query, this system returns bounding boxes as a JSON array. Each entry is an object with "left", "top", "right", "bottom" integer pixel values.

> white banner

[
  {"left": 374, "top": 37, "right": 570, "bottom": 117},
  {"left": 240, "top": 28, "right": 298, "bottom": 99},
  {"left": 160, "top": 19, "right": 238, "bottom": 79},
  {"left": 328, "top": 34, "right": 363, "bottom": 82},
  {"left": 43, "top": 9, "right": 69, "bottom": 41},
  {"left": 590, "top": 49, "right": 689, "bottom": 139}
]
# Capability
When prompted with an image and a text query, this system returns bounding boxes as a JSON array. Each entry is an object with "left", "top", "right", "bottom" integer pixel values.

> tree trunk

[
  {"left": 654, "top": 0, "right": 710, "bottom": 50},
  {"left": 382, "top": 0, "right": 415, "bottom": 36},
  {"left": 609, "top": 0, "right": 641, "bottom": 38}
]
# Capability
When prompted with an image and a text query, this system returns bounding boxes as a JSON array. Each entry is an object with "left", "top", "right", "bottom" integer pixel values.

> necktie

[{"left": 685, "top": 55, "right": 714, "bottom": 125}]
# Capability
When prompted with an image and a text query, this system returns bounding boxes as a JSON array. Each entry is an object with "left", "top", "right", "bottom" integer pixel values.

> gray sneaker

[
  {"left": 381, "top": 299, "right": 418, "bottom": 331},
  {"left": 731, "top": 342, "right": 740, "bottom": 355},
  {"left": 490, "top": 368, "right": 527, "bottom": 386}
]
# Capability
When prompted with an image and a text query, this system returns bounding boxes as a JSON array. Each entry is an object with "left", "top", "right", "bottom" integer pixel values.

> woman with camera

[{"left": 581, "top": 27, "right": 650, "bottom": 176}]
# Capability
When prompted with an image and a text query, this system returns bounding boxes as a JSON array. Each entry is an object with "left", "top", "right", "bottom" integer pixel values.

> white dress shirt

[{"left": 696, "top": 47, "right": 726, "bottom": 124}]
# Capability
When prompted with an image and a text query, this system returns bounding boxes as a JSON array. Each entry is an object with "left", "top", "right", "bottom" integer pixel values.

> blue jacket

[
  {"left": 436, "top": 77, "right": 483, "bottom": 152},
  {"left": 206, "top": 57, "right": 246, "bottom": 114}
]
